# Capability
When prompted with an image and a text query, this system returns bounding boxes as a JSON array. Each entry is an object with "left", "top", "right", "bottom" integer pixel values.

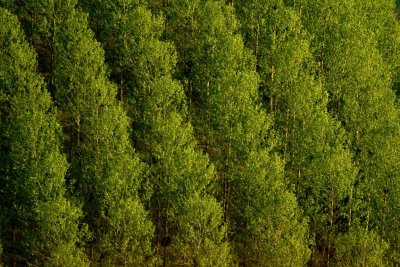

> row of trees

[{"left": 1, "top": 0, "right": 400, "bottom": 266}]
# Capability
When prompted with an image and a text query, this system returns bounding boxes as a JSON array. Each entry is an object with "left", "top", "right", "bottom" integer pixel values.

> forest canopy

[{"left": 1, "top": 0, "right": 400, "bottom": 266}]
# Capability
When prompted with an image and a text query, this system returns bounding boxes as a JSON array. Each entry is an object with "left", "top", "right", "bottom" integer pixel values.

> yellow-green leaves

[
  {"left": 0, "top": 7, "right": 87, "bottom": 266},
  {"left": 49, "top": 1, "right": 153, "bottom": 264},
  {"left": 234, "top": 1, "right": 358, "bottom": 264},
  {"left": 81, "top": 0, "right": 230, "bottom": 265},
  {"left": 158, "top": 0, "right": 310, "bottom": 265}
]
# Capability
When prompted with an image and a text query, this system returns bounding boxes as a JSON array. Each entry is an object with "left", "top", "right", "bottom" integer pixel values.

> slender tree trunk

[
  {"left": 12, "top": 228, "right": 16, "bottom": 267},
  {"left": 223, "top": 173, "right": 228, "bottom": 223},
  {"left": 349, "top": 186, "right": 353, "bottom": 227},
  {"left": 163, "top": 240, "right": 167, "bottom": 267},
  {"left": 327, "top": 187, "right": 335, "bottom": 267}
]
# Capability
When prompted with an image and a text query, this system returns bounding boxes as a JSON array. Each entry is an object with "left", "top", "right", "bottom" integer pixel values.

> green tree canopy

[
  {"left": 52, "top": 2, "right": 154, "bottom": 264},
  {"left": 298, "top": 0, "right": 400, "bottom": 264},
  {"left": 2, "top": 0, "right": 155, "bottom": 264},
  {"left": 79, "top": 0, "right": 232, "bottom": 265},
  {"left": 148, "top": 0, "right": 310, "bottom": 265},
  {"left": 0, "top": 7, "right": 87, "bottom": 266},
  {"left": 234, "top": 0, "right": 358, "bottom": 265},
  {"left": 1, "top": 0, "right": 400, "bottom": 265}
]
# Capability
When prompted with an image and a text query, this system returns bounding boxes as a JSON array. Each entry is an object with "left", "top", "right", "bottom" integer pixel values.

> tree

[
  {"left": 233, "top": 0, "right": 357, "bottom": 265},
  {"left": 52, "top": 2, "right": 154, "bottom": 265},
  {"left": 79, "top": 0, "right": 231, "bottom": 265},
  {"left": 298, "top": 0, "right": 400, "bottom": 264},
  {"left": 148, "top": 0, "right": 310, "bottom": 265},
  {"left": 2, "top": 1, "right": 156, "bottom": 264},
  {"left": 334, "top": 227, "right": 388, "bottom": 266},
  {"left": 0, "top": 7, "right": 87, "bottom": 266},
  {"left": 361, "top": 0, "right": 400, "bottom": 97}
]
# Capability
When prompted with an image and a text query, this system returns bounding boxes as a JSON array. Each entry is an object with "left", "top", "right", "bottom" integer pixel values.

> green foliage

[
  {"left": 173, "top": 194, "right": 230, "bottom": 266},
  {"left": 149, "top": 0, "right": 310, "bottom": 265},
  {"left": 297, "top": 0, "right": 400, "bottom": 264},
  {"left": 48, "top": 2, "right": 154, "bottom": 264},
  {"left": 360, "top": 0, "right": 400, "bottom": 93},
  {"left": 80, "top": 0, "right": 231, "bottom": 265},
  {"left": 1, "top": 0, "right": 400, "bottom": 265},
  {"left": 334, "top": 227, "right": 388, "bottom": 266},
  {"left": 0, "top": 7, "right": 87, "bottom": 266},
  {"left": 234, "top": 0, "right": 358, "bottom": 264}
]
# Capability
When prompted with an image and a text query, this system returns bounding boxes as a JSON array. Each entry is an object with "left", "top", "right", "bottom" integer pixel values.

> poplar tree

[
  {"left": 0, "top": 8, "right": 87, "bottom": 266},
  {"left": 360, "top": 0, "right": 400, "bottom": 95},
  {"left": 79, "top": 1, "right": 231, "bottom": 265},
  {"left": 298, "top": 0, "right": 400, "bottom": 264},
  {"left": 234, "top": 0, "right": 358, "bottom": 265},
  {"left": 149, "top": 0, "right": 310, "bottom": 265},
  {"left": 53, "top": 2, "right": 154, "bottom": 264},
  {"left": 3, "top": 1, "right": 155, "bottom": 264}
]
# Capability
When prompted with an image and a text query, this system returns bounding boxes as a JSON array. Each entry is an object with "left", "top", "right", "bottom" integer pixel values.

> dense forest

[{"left": 1, "top": 0, "right": 400, "bottom": 266}]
